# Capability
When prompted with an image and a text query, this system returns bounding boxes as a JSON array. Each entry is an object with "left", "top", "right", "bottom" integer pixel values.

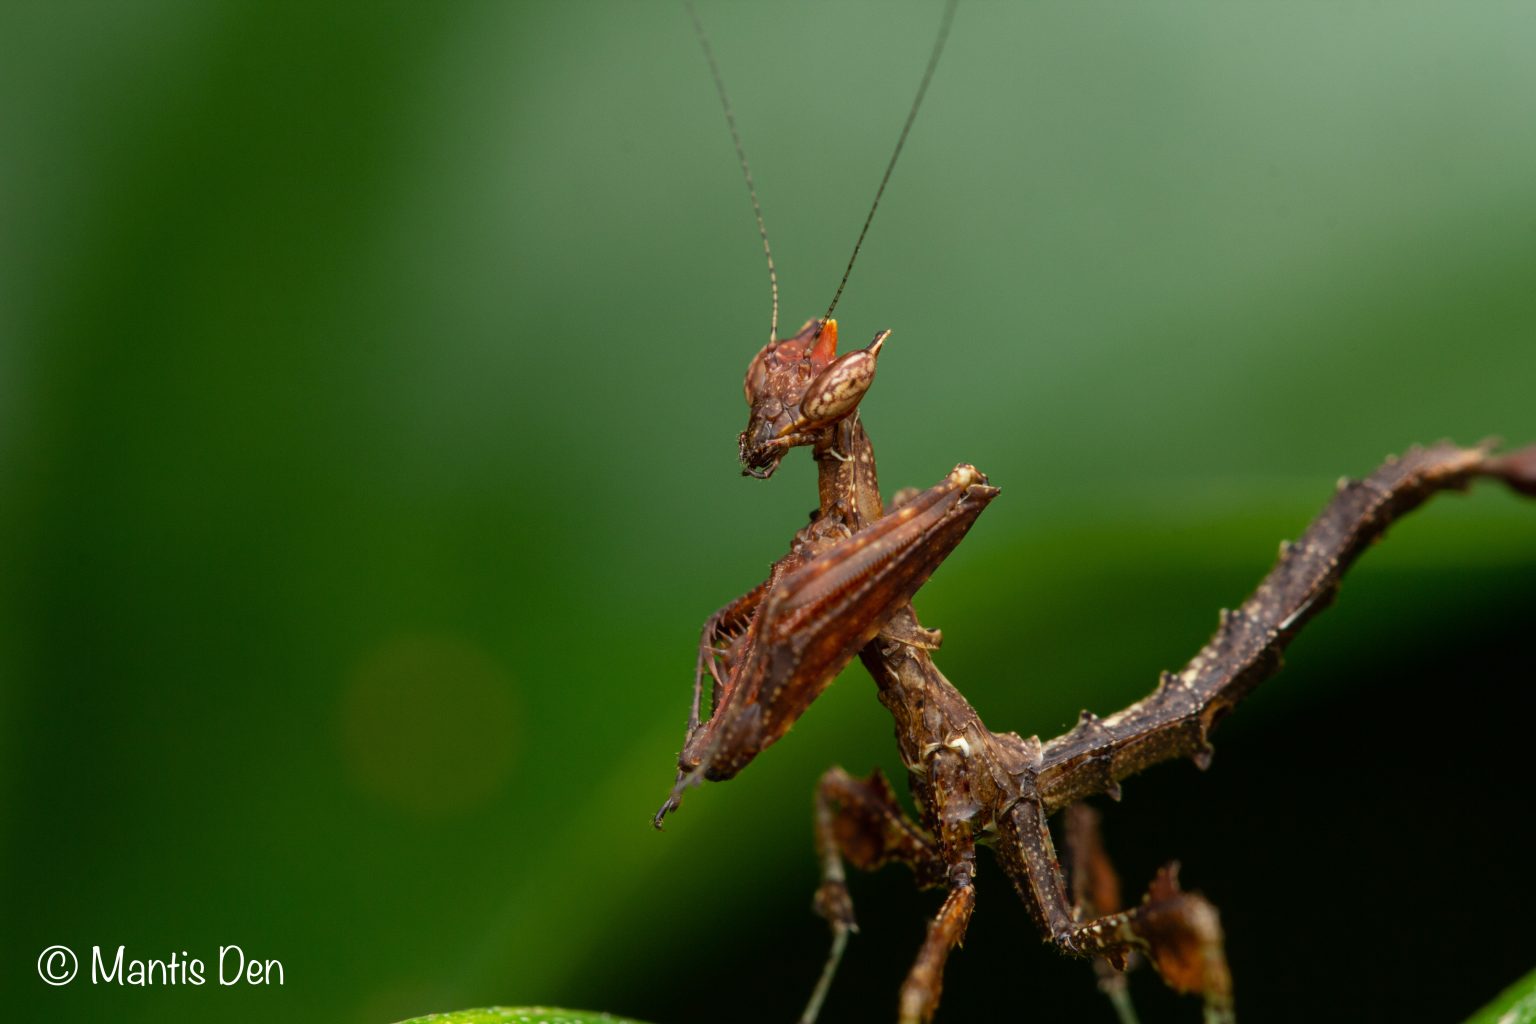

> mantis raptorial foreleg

[
  {"left": 655, "top": 450, "right": 998, "bottom": 825},
  {"left": 691, "top": 584, "right": 766, "bottom": 741}
]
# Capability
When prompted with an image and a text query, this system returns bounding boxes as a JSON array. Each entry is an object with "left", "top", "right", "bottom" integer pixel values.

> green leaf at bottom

[
  {"left": 1464, "top": 968, "right": 1536, "bottom": 1024},
  {"left": 396, "top": 1009, "right": 648, "bottom": 1024}
]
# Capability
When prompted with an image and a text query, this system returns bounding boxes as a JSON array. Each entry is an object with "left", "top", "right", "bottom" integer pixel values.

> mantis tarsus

[{"left": 656, "top": 4, "right": 1536, "bottom": 1022}]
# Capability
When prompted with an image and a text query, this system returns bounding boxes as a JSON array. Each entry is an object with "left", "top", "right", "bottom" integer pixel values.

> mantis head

[{"left": 738, "top": 318, "right": 888, "bottom": 478}]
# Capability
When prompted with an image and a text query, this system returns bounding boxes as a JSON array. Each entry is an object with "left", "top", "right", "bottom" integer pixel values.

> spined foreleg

[
  {"left": 653, "top": 582, "right": 770, "bottom": 827},
  {"left": 692, "top": 583, "right": 767, "bottom": 739},
  {"left": 658, "top": 465, "right": 999, "bottom": 823}
]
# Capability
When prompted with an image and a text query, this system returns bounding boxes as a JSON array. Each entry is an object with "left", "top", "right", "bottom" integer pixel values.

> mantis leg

[
  {"left": 653, "top": 583, "right": 770, "bottom": 828},
  {"left": 896, "top": 847, "right": 976, "bottom": 1024},
  {"left": 1063, "top": 803, "right": 1141, "bottom": 1024},
  {"left": 897, "top": 773, "right": 976, "bottom": 1024},
  {"left": 1035, "top": 441, "right": 1536, "bottom": 813},
  {"left": 659, "top": 464, "right": 998, "bottom": 822},
  {"left": 896, "top": 752, "right": 978, "bottom": 1024},
  {"left": 800, "top": 766, "right": 945, "bottom": 1024},
  {"left": 999, "top": 797, "right": 1234, "bottom": 1024},
  {"left": 691, "top": 583, "right": 767, "bottom": 739}
]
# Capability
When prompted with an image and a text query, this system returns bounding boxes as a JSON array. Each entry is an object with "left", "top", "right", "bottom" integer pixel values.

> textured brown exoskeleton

[{"left": 658, "top": 5, "right": 1536, "bottom": 1023}]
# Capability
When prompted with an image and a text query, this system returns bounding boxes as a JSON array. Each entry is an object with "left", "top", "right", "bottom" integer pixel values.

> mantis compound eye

[
  {"left": 744, "top": 344, "right": 771, "bottom": 405},
  {"left": 801, "top": 330, "right": 887, "bottom": 426}
]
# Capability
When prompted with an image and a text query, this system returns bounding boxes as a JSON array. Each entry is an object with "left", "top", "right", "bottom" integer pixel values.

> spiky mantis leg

[
  {"left": 691, "top": 584, "right": 767, "bottom": 739},
  {"left": 655, "top": 583, "right": 770, "bottom": 827},
  {"left": 897, "top": 851, "right": 976, "bottom": 1024},
  {"left": 802, "top": 765, "right": 982, "bottom": 1024},
  {"left": 1064, "top": 803, "right": 1141, "bottom": 1024},
  {"left": 802, "top": 767, "right": 943, "bottom": 1023},
  {"left": 984, "top": 441, "right": 1536, "bottom": 1021},
  {"left": 1033, "top": 441, "right": 1536, "bottom": 814},
  {"left": 999, "top": 795, "right": 1234, "bottom": 1023},
  {"left": 657, "top": 463, "right": 998, "bottom": 826},
  {"left": 897, "top": 760, "right": 978, "bottom": 1024}
]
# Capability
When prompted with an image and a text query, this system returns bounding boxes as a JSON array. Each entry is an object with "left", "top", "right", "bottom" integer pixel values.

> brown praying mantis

[{"left": 655, "top": 4, "right": 1536, "bottom": 1022}]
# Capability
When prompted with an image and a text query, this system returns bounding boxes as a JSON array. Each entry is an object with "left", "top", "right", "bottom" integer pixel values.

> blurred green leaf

[
  {"left": 396, "top": 1010, "right": 646, "bottom": 1024},
  {"left": 1465, "top": 968, "right": 1536, "bottom": 1024}
]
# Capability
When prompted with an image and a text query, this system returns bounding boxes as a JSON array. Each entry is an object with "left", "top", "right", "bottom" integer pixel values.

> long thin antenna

[
  {"left": 686, "top": 1, "right": 780, "bottom": 347},
  {"left": 822, "top": 0, "right": 959, "bottom": 328}
]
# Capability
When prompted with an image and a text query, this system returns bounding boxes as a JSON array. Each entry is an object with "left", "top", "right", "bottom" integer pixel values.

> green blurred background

[{"left": 3, "top": 2, "right": 1534, "bottom": 1022}]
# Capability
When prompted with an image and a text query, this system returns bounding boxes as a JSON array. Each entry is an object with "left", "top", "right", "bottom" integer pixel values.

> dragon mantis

[{"left": 655, "top": 3, "right": 1536, "bottom": 1021}]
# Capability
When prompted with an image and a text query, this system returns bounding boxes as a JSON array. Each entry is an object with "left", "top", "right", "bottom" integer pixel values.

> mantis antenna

[
  {"left": 685, "top": 0, "right": 960, "bottom": 346},
  {"left": 684, "top": 1, "right": 780, "bottom": 348},
  {"left": 822, "top": 0, "right": 959, "bottom": 330}
]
